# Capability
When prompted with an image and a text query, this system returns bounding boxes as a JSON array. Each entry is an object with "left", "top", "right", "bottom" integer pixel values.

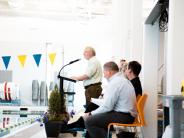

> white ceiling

[
  {"left": 0, "top": 0, "right": 112, "bottom": 20},
  {"left": 0, "top": 0, "right": 155, "bottom": 21}
]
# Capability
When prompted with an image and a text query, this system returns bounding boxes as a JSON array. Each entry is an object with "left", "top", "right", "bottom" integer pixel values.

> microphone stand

[
  {"left": 57, "top": 62, "right": 76, "bottom": 97},
  {"left": 57, "top": 59, "right": 80, "bottom": 78},
  {"left": 57, "top": 63, "right": 70, "bottom": 79}
]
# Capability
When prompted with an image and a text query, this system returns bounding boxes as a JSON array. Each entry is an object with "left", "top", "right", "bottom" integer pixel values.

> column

[
  {"left": 143, "top": 22, "right": 159, "bottom": 138},
  {"left": 111, "top": 0, "right": 129, "bottom": 61},
  {"left": 111, "top": 0, "right": 143, "bottom": 62},
  {"left": 129, "top": 0, "right": 143, "bottom": 62},
  {"left": 166, "top": 0, "right": 184, "bottom": 95}
]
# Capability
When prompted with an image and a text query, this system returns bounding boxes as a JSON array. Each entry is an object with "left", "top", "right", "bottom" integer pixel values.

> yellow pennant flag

[
  {"left": 49, "top": 53, "right": 56, "bottom": 65},
  {"left": 18, "top": 55, "right": 27, "bottom": 67}
]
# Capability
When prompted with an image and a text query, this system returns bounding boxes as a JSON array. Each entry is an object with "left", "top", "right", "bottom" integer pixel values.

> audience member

[
  {"left": 125, "top": 61, "right": 142, "bottom": 96},
  {"left": 66, "top": 60, "right": 143, "bottom": 135},
  {"left": 84, "top": 61, "right": 137, "bottom": 138}
]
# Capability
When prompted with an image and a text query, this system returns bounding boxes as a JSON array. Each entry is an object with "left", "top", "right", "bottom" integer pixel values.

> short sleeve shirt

[{"left": 83, "top": 56, "right": 102, "bottom": 87}]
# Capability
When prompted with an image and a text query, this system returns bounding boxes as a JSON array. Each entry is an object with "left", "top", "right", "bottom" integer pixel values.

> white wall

[
  {"left": 128, "top": 0, "right": 143, "bottom": 62},
  {"left": 0, "top": 41, "right": 63, "bottom": 105},
  {"left": 0, "top": 16, "right": 114, "bottom": 107},
  {"left": 0, "top": 42, "right": 45, "bottom": 105},
  {"left": 111, "top": 0, "right": 127, "bottom": 61}
]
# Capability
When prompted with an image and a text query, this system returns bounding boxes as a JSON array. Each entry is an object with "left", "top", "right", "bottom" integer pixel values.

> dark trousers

[
  {"left": 85, "top": 84, "right": 102, "bottom": 106},
  {"left": 85, "top": 111, "right": 135, "bottom": 138},
  {"left": 85, "top": 102, "right": 99, "bottom": 113},
  {"left": 67, "top": 102, "right": 99, "bottom": 129}
]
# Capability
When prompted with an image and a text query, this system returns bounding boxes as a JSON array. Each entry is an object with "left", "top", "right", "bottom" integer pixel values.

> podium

[
  {"left": 57, "top": 75, "right": 76, "bottom": 105},
  {"left": 57, "top": 59, "right": 80, "bottom": 106}
]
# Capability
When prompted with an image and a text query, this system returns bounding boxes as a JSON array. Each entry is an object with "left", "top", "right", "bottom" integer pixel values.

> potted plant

[{"left": 44, "top": 85, "right": 69, "bottom": 137}]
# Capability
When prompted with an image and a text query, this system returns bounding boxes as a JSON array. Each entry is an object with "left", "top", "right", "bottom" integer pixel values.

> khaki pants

[{"left": 85, "top": 84, "right": 102, "bottom": 107}]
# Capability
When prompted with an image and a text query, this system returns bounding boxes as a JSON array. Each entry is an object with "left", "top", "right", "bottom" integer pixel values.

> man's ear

[
  {"left": 110, "top": 70, "right": 116, "bottom": 76},
  {"left": 108, "top": 70, "right": 112, "bottom": 75}
]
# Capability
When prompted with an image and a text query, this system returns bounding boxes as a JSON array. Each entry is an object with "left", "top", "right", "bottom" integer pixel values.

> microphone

[
  {"left": 58, "top": 59, "right": 81, "bottom": 78},
  {"left": 69, "top": 59, "right": 81, "bottom": 64}
]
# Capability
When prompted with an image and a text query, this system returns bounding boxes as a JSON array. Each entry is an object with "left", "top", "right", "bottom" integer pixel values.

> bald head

[
  {"left": 83, "top": 46, "right": 96, "bottom": 60},
  {"left": 103, "top": 61, "right": 119, "bottom": 79}
]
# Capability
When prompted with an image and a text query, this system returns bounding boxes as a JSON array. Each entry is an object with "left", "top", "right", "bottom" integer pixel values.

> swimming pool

[{"left": 0, "top": 107, "right": 46, "bottom": 137}]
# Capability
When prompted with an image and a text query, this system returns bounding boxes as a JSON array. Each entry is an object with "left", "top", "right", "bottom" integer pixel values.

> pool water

[{"left": 0, "top": 110, "right": 43, "bottom": 137}]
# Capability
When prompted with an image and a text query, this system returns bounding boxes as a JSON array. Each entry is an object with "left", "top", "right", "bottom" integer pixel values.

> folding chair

[{"left": 107, "top": 93, "right": 148, "bottom": 138}]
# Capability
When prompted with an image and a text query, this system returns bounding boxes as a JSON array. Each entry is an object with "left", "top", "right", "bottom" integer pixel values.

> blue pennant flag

[
  {"left": 33, "top": 54, "right": 42, "bottom": 67},
  {"left": 2, "top": 56, "right": 11, "bottom": 70}
]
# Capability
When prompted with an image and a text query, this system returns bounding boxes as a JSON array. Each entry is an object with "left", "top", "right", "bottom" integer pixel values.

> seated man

[
  {"left": 66, "top": 61, "right": 142, "bottom": 131},
  {"left": 84, "top": 61, "right": 137, "bottom": 138},
  {"left": 116, "top": 60, "right": 142, "bottom": 137},
  {"left": 125, "top": 61, "right": 142, "bottom": 97}
]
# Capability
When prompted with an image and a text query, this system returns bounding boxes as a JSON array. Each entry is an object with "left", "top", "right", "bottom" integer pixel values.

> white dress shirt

[{"left": 91, "top": 72, "right": 137, "bottom": 117}]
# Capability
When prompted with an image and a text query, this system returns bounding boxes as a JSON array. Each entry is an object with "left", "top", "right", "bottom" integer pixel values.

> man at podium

[{"left": 71, "top": 46, "right": 102, "bottom": 107}]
